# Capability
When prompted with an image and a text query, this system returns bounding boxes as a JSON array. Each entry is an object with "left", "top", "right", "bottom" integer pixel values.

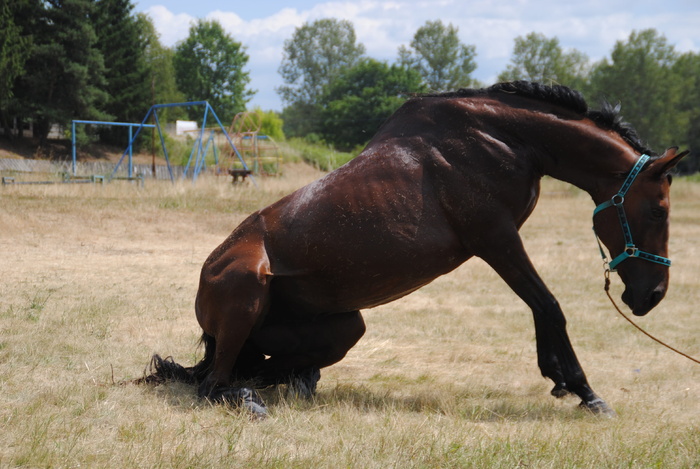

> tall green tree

[
  {"left": 93, "top": 0, "right": 151, "bottom": 144},
  {"left": 0, "top": 0, "right": 33, "bottom": 136},
  {"left": 136, "top": 13, "right": 185, "bottom": 121},
  {"left": 173, "top": 19, "right": 254, "bottom": 124},
  {"left": 0, "top": 2, "right": 31, "bottom": 110},
  {"left": 278, "top": 18, "right": 365, "bottom": 138},
  {"left": 278, "top": 18, "right": 366, "bottom": 107},
  {"left": 672, "top": 51, "right": 700, "bottom": 173},
  {"left": 498, "top": 32, "right": 590, "bottom": 89},
  {"left": 134, "top": 12, "right": 186, "bottom": 158},
  {"left": 587, "top": 29, "right": 687, "bottom": 153},
  {"left": 398, "top": 20, "right": 477, "bottom": 91},
  {"left": 17, "top": 0, "right": 109, "bottom": 144},
  {"left": 319, "top": 58, "right": 426, "bottom": 150}
]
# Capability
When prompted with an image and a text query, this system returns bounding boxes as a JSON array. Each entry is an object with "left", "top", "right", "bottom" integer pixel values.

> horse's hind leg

[
  {"left": 248, "top": 310, "right": 366, "bottom": 396},
  {"left": 194, "top": 245, "right": 272, "bottom": 415}
]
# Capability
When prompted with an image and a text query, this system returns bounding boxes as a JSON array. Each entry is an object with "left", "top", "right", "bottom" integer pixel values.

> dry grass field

[{"left": 1, "top": 163, "right": 698, "bottom": 468}]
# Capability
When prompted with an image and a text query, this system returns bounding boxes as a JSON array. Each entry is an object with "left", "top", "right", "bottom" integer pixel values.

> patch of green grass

[
  {"left": 26, "top": 290, "right": 53, "bottom": 322},
  {"left": 284, "top": 138, "right": 357, "bottom": 171}
]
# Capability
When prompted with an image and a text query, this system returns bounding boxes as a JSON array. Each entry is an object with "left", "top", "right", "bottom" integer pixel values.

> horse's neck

[
  {"left": 462, "top": 98, "right": 638, "bottom": 201},
  {"left": 533, "top": 119, "right": 638, "bottom": 203}
]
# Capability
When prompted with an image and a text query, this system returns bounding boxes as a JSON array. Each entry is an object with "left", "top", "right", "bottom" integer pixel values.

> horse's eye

[{"left": 651, "top": 207, "right": 668, "bottom": 221}]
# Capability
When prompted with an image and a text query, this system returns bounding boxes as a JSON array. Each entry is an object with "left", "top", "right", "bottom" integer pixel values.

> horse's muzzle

[{"left": 622, "top": 283, "right": 667, "bottom": 316}]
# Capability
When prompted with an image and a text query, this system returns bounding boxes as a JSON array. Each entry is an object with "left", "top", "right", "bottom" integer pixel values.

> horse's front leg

[{"left": 477, "top": 229, "right": 614, "bottom": 416}]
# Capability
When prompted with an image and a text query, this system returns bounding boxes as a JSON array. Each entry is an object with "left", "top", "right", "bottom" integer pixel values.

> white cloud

[
  {"left": 144, "top": 5, "right": 196, "bottom": 46},
  {"left": 207, "top": 11, "right": 244, "bottom": 30},
  {"left": 211, "top": 7, "right": 304, "bottom": 38}
]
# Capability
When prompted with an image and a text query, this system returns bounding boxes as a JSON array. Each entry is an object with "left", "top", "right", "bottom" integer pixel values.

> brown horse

[{"left": 142, "top": 82, "right": 686, "bottom": 417}]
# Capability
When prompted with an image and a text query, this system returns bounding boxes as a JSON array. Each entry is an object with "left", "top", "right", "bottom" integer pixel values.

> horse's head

[{"left": 593, "top": 148, "right": 688, "bottom": 316}]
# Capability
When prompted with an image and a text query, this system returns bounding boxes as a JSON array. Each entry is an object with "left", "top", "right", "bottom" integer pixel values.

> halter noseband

[{"left": 592, "top": 154, "right": 671, "bottom": 272}]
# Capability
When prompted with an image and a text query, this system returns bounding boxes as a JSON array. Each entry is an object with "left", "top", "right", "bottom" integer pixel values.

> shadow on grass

[
  {"left": 312, "top": 383, "right": 589, "bottom": 422},
  {"left": 127, "top": 378, "right": 589, "bottom": 422}
]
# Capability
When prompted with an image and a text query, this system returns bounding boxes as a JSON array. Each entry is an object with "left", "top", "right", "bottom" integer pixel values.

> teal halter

[{"left": 593, "top": 154, "right": 671, "bottom": 272}]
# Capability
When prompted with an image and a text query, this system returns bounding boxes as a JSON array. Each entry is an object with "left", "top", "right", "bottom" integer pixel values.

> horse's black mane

[
  {"left": 587, "top": 101, "right": 655, "bottom": 156},
  {"left": 425, "top": 81, "right": 654, "bottom": 156}
]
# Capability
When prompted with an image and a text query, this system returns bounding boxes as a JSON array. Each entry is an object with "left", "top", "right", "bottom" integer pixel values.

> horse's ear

[{"left": 648, "top": 147, "right": 689, "bottom": 177}]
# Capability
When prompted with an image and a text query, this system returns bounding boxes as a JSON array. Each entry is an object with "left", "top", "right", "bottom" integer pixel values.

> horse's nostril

[
  {"left": 649, "top": 289, "right": 664, "bottom": 310},
  {"left": 621, "top": 289, "right": 632, "bottom": 308}
]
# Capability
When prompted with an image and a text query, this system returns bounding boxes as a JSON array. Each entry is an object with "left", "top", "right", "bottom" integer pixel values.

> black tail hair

[{"left": 137, "top": 332, "right": 215, "bottom": 386}]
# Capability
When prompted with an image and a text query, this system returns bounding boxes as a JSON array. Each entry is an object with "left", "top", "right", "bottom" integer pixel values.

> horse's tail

[
  {"left": 137, "top": 331, "right": 215, "bottom": 386},
  {"left": 189, "top": 331, "right": 215, "bottom": 382}
]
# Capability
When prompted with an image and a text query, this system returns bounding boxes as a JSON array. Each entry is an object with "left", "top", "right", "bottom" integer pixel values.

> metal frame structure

[
  {"left": 110, "top": 101, "right": 254, "bottom": 185},
  {"left": 71, "top": 120, "right": 155, "bottom": 179},
  {"left": 226, "top": 111, "right": 281, "bottom": 176},
  {"left": 182, "top": 127, "right": 220, "bottom": 181}
]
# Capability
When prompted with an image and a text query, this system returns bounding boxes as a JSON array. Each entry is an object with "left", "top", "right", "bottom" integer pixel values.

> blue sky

[{"left": 133, "top": 1, "right": 700, "bottom": 111}]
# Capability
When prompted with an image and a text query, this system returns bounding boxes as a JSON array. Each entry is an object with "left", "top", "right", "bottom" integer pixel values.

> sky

[{"left": 133, "top": 0, "right": 700, "bottom": 111}]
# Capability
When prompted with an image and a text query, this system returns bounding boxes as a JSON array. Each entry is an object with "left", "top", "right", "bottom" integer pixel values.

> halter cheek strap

[{"left": 592, "top": 154, "right": 671, "bottom": 272}]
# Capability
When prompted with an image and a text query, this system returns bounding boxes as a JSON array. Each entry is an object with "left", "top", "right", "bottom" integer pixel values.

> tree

[
  {"left": 587, "top": 29, "right": 687, "bottom": 153},
  {"left": 134, "top": 12, "right": 186, "bottom": 159},
  {"left": 498, "top": 32, "right": 590, "bottom": 89},
  {"left": 16, "top": 0, "right": 109, "bottom": 144},
  {"left": 278, "top": 18, "right": 365, "bottom": 138},
  {"left": 136, "top": 12, "right": 185, "bottom": 121},
  {"left": 319, "top": 58, "right": 426, "bottom": 150},
  {"left": 254, "top": 109, "right": 285, "bottom": 142},
  {"left": 672, "top": 51, "right": 700, "bottom": 173},
  {"left": 0, "top": 0, "right": 33, "bottom": 136},
  {"left": 278, "top": 18, "right": 366, "bottom": 107},
  {"left": 93, "top": 0, "right": 151, "bottom": 144},
  {"left": 398, "top": 20, "right": 477, "bottom": 91},
  {"left": 0, "top": 2, "right": 31, "bottom": 109},
  {"left": 173, "top": 19, "right": 254, "bottom": 124}
]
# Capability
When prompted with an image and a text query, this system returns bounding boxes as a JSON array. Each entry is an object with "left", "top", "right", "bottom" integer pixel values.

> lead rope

[{"left": 603, "top": 269, "right": 700, "bottom": 365}]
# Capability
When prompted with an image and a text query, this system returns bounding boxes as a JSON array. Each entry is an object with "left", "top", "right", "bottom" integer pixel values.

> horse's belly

[{"left": 269, "top": 249, "right": 467, "bottom": 315}]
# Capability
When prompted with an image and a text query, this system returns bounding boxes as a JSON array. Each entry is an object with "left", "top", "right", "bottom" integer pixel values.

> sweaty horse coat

[{"left": 144, "top": 82, "right": 686, "bottom": 416}]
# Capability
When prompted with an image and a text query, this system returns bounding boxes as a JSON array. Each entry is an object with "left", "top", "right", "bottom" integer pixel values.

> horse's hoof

[
  {"left": 209, "top": 387, "right": 268, "bottom": 418},
  {"left": 550, "top": 382, "right": 572, "bottom": 398},
  {"left": 579, "top": 398, "right": 616, "bottom": 417},
  {"left": 238, "top": 388, "right": 268, "bottom": 419}
]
